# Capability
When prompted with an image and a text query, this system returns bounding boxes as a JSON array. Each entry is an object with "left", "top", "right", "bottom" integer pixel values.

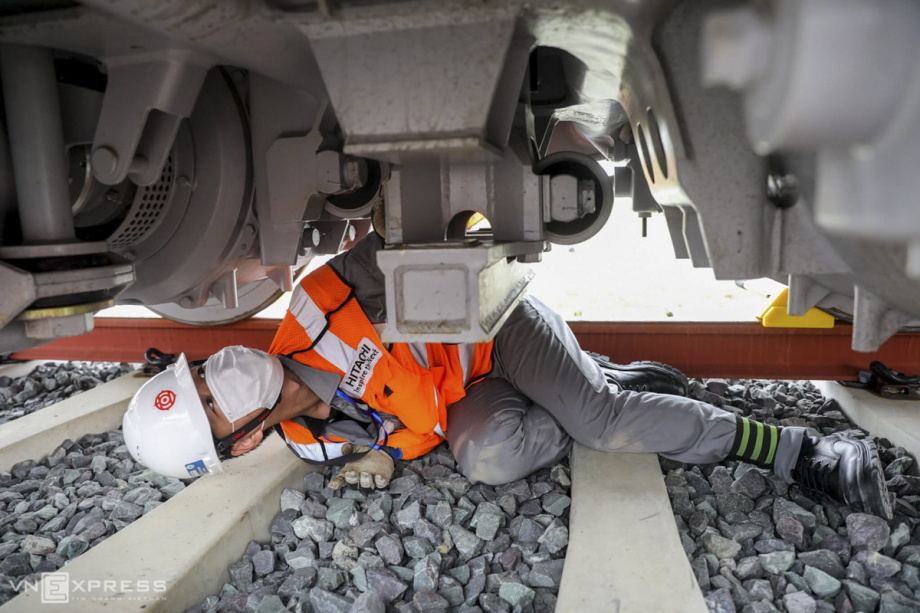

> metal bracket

[
  {"left": 376, "top": 241, "right": 544, "bottom": 343},
  {"left": 92, "top": 50, "right": 213, "bottom": 186}
]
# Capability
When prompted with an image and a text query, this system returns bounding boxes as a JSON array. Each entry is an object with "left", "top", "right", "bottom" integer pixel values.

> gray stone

[
  {"left": 541, "top": 493, "right": 571, "bottom": 517},
  {"left": 702, "top": 532, "right": 742, "bottom": 559},
  {"left": 160, "top": 480, "right": 185, "bottom": 499},
  {"left": 349, "top": 521, "right": 385, "bottom": 548},
  {"left": 885, "top": 523, "right": 911, "bottom": 558},
  {"left": 773, "top": 498, "right": 817, "bottom": 529},
  {"left": 415, "top": 518, "right": 443, "bottom": 547},
  {"left": 284, "top": 547, "right": 315, "bottom": 570},
  {"left": 783, "top": 591, "right": 817, "bottom": 613},
  {"left": 56, "top": 535, "right": 89, "bottom": 560},
  {"left": 427, "top": 500, "right": 453, "bottom": 529},
  {"left": 332, "top": 539, "right": 359, "bottom": 571},
  {"left": 304, "top": 472, "right": 326, "bottom": 492},
  {"left": 473, "top": 513, "right": 502, "bottom": 542},
  {"left": 254, "top": 595, "right": 285, "bottom": 613},
  {"left": 365, "top": 567, "right": 408, "bottom": 602},
  {"left": 775, "top": 516, "right": 805, "bottom": 548},
  {"left": 847, "top": 513, "right": 891, "bottom": 553},
  {"left": 721, "top": 522, "right": 763, "bottom": 543},
  {"left": 309, "top": 588, "right": 353, "bottom": 613},
  {"left": 508, "top": 516, "right": 544, "bottom": 543},
  {"left": 414, "top": 555, "right": 441, "bottom": 592},
  {"left": 735, "top": 557, "right": 764, "bottom": 580},
  {"left": 19, "top": 534, "right": 56, "bottom": 555},
  {"left": 754, "top": 539, "right": 795, "bottom": 554},
  {"left": 326, "top": 498, "right": 357, "bottom": 529},
  {"left": 404, "top": 536, "right": 434, "bottom": 559},
  {"left": 799, "top": 549, "right": 846, "bottom": 579},
  {"left": 450, "top": 525, "right": 484, "bottom": 558},
  {"left": 292, "top": 516, "right": 334, "bottom": 542},
  {"left": 249, "top": 548, "right": 274, "bottom": 577},
  {"left": 878, "top": 587, "right": 920, "bottom": 612},
  {"left": 280, "top": 488, "right": 305, "bottom": 512},
  {"left": 123, "top": 486, "right": 159, "bottom": 506},
  {"left": 854, "top": 551, "right": 903, "bottom": 578},
  {"left": 375, "top": 534, "right": 404, "bottom": 565},
  {"left": 805, "top": 565, "right": 842, "bottom": 598},
  {"left": 499, "top": 582, "right": 535, "bottom": 608},
  {"left": 396, "top": 501, "right": 421, "bottom": 530},
  {"left": 848, "top": 560, "right": 870, "bottom": 585},
  {"left": 413, "top": 588, "right": 449, "bottom": 612},
  {"left": 0, "top": 552, "right": 31, "bottom": 577},
  {"left": 732, "top": 469, "right": 767, "bottom": 499},
  {"left": 111, "top": 500, "right": 143, "bottom": 522},
  {"left": 842, "top": 580, "right": 881, "bottom": 612},
  {"left": 743, "top": 579, "right": 773, "bottom": 601},
  {"left": 759, "top": 551, "right": 795, "bottom": 574},
  {"left": 316, "top": 567, "right": 346, "bottom": 591},
  {"left": 717, "top": 492, "right": 755, "bottom": 516},
  {"left": 703, "top": 588, "right": 736, "bottom": 613},
  {"left": 538, "top": 524, "right": 568, "bottom": 555},
  {"left": 350, "top": 591, "right": 385, "bottom": 613},
  {"left": 228, "top": 559, "right": 254, "bottom": 590},
  {"left": 529, "top": 559, "right": 565, "bottom": 589},
  {"left": 479, "top": 593, "right": 511, "bottom": 613}
]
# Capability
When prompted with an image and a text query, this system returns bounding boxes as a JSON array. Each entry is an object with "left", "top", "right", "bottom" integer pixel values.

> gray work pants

[{"left": 446, "top": 296, "right": 805, "bottom": 485}]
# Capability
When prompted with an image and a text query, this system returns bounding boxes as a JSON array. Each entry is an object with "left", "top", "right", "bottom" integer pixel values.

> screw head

[{"left": 91, "top": 147, "right": 119, "bottom": 178}]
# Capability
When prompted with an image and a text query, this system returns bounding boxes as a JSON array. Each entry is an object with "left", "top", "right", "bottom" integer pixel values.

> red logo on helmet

[{"left": 154, "top": 390, "right": 176, "bottom": 411}]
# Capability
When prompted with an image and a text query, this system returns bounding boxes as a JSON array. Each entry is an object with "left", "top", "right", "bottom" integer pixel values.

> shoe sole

[{"left": 863, "top": 439, "right": 894, "bottom": 521}]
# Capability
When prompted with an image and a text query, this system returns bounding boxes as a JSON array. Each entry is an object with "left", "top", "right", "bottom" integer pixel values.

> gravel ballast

[
  {"left": 0, "top": 361, "right": 134, "bottom": 425},
  {"left": 666, "top": 379, "right": 920, "bottom": 613},
  {"left": 189, "top": 445, "right": 572, "bottom": 613}
]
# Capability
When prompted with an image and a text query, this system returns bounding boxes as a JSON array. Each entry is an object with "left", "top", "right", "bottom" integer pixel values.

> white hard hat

[{"left": 123, "top": 353, "right": 224, "bottom": 479}]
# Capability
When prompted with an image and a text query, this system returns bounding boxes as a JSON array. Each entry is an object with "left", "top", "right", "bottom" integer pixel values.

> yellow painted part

[
  {"left": 467, "top": 212, "right": 486, "bottom": 229},
  {"left": 757, "top": 287, "right": 835, "bottom": 329}
]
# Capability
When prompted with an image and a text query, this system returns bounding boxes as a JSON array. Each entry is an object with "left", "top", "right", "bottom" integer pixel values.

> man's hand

[{"left": 328, "top": 443, "right": 395, "bottom": 490}]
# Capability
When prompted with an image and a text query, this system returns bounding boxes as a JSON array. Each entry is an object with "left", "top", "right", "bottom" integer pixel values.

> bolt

[
  {"left": 767, "top": 172, "right": 800, "bottom": 209},
  {"left": 178, "top": 175, "right": 191, "bottom": 188},
  {"left": 105, "top": 190, "right": 119, "bottom": 203},
  {"left": 123, "top": 250, "right": 136, "bottom": 261},
  {"left": 179, "top": 296, "right": 194, "bottom": 308},
  {"left": 91, "top": 147, "right": 119, "bottom": 178}
]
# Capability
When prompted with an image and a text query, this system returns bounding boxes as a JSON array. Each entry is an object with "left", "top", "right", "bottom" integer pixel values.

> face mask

[{"left": 205, "top": 346, "right": 284, "bottom": 430}]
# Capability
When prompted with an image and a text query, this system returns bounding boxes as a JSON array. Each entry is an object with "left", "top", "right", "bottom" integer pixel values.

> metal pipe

[{"left": 0, "top": 44, "right": 75, "bottom": 243}]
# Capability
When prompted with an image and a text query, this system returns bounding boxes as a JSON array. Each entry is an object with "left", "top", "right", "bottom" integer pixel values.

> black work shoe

[
  {"left": 793, "top": 432, "right": 893, "bottom": 520},
  {"left": 587, "top": 353, "right": 689, "bottom": 396}
]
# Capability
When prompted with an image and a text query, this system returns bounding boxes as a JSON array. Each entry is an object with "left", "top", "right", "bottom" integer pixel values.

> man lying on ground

[{"left": 123, "top": 232, "right": 893, "bottom": 520}]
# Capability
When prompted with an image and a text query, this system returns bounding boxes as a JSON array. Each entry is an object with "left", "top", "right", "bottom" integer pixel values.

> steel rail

[{"left": 9, "top": 318, "right": 920, "bottom": 380}]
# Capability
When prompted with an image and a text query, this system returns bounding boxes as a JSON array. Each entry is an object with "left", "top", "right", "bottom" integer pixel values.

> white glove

[{"left": 328, "top": 443, "right": 395, "bottom": 490}]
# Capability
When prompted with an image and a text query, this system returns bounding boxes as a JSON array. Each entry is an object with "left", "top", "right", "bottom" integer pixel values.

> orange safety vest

[{"left": 269, "top": 264, "right": 494, "bottom": 461}]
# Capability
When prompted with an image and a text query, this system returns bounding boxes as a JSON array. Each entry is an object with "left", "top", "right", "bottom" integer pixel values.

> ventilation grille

[{"left": 108, "top": 156, "right": 174, "bottom": 249}]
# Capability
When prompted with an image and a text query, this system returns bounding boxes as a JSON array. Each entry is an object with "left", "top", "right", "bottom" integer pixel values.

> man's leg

[
  {"left": 447, "top": 377, "right": 573, "bottom": 485},
  {"left": 490, "top": 296, "right": 806, "bottom": 481}
]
